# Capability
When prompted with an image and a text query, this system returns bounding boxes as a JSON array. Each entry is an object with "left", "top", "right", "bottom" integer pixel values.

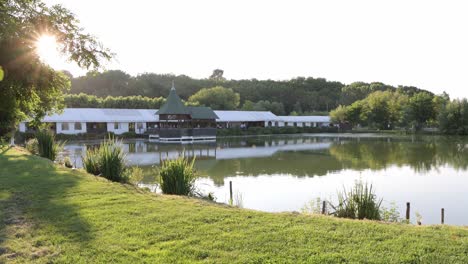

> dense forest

[{"left": 67, "top": 70, "right": 431, "bottom": 115}]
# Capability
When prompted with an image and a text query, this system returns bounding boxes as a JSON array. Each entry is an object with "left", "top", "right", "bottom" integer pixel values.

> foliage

[
  {"left": 158, "top": 155, "right": 197, "bottom": 195},
  {"left": 2, "top": 148, "right": 468, "bottom": 263},
  {"left": 330, "top": 105, "right": 347, "bottom": 123},
  {"left": 438, "top": 99, "right": 468, "bottom": 135},
  {"left": 331, "top": 90, "right": 450, "bottom": 130},
  {"left": 242, "top": 100, "right": 286, "bottom": 115},
  {"left": 97, "top": 138, "right": 127, "bottom": 182},
  {"left": 380, "top": 202, "right": 403, "bottom": 223},
  {"left": 331, "top": 181, "right": 382, "bottom": 220},
  {"left": 301, "top": 197, "right": 326, "bottom": 215},
  {"left": 25, "top": 138, "right": 39, "bottom": 154},
  {"left": 0, "top": 0, "right": 111, "bottom": 139},
  {"left": 188, "top": 86, "right": 240, "bottom": 110},
  {"left": 128, "top": 166, "right": 144, "bottom": 185},
  {"left": 64, "top": 93, "right": 165, "bottom": 109},
  {"left": 82, "top": 147, "right": 101, "bottom": 175},
  {"left": 36, "top": 130, "right": 62, "bottom": 161}
]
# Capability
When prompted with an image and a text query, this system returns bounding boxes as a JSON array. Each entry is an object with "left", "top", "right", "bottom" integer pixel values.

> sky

[{"left": 42, "top": 0, "right": 468, "bottom": 99}]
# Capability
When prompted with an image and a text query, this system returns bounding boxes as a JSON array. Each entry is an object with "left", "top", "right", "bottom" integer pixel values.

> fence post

[
  {"left": 406, "top": 202, "right": 410, "bottom": 222},
  {"left": 229, "top": 181, "right": 233, "bottom": 204},
  {"left": 322, "top": 201, "right": 326, "bottom": 214},
  {"left": 441, "top": 208, "right": 445, "bottom": 224}
]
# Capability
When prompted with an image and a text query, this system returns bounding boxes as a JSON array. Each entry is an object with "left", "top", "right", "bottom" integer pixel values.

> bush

[
  {"left": 331, "top": 181, "right": 382, "bottom": 220},
  {"left": 83, "top": 147, "right": 101, "bottom": 176},
  {"left": 25, "top": 138, "right": 39, "bottom": 154},
  {"left": 159, "top": 155, "right": 197, "bottom": 195},
  {"left": 36, "top": 130, "right": 63, "bottom": 161}
]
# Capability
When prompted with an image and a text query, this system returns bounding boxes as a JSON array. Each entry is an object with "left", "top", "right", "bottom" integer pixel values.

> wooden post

[
  {"left": 406, "top": 202, "right": 410, "bottom": 222},
  {"left": 322, "top": 201, "right": 326, "bottom": 215},
  {"left": 229, "top": 181, "right": 233, "bottom": 204},
  {"left": 441, "top": 208, "right": 445, "bottom": 224}
]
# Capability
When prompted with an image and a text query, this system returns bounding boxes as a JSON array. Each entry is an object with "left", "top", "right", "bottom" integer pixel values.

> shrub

[
  {"left": 127, "top": 166, "right": 144, "bottom": 185},
  {"left": 98, "top": 138, "right": 127, "bottom": 182},
  {"left": 25, "top": 138, "right": 39, "bottom": 155},
  {"left": 159, "top": 155, "right": 197, "bottom": 195},
  {"left": 36, "top": 130, "right": 63, "bottom": 161},
  {"left": 331, "top": 181, "right": 382, "bottom": 220},
  {"left": 82, "top": 147, "right": 101, "bottom": 175}
]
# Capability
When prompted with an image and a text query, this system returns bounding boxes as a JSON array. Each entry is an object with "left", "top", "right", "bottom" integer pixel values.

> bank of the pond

[{"left": 1, "top": 147, "right": 468, "bottom": 263}]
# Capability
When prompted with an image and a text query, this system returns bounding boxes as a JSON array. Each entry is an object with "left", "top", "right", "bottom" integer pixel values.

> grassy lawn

[{"left": 1, "top": 147, "right": 468, "bottom": 263}]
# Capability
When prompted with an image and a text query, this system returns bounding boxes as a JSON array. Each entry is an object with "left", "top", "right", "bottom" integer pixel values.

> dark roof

[
  {"left": 156, "top": 87, "right": 190, "bottom": 115},
  {"left": 188, "top": 106, "right": 219, "bottom": 120}
]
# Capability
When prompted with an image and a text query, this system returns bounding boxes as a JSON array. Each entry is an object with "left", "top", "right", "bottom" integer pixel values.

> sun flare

[{"left": 35, "top": 35, "right": 61, "bottom": 66}]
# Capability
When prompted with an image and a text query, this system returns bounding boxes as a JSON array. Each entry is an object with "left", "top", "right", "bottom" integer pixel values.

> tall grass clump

[
  {"left": 99, "top": 138, "right": 127, "bottom": 182},
  {"left": 83, "top": 147, "right": 101, "bottom": 175},
  {"left": 36, "top": 130, "right": 63, "bottom": 161},
  {"left": 159, "top": 155, "right": 197, "bottom": 195},
  {"left": 82, "top": 137, "right": 127, "bottom": 182},
  {"left": 331, "top": 180, "right": 382, "bottom": 220}
]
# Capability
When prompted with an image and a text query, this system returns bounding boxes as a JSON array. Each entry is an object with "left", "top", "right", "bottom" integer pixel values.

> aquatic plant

[
  {"left": 36, "top": 130, "right": 63, "bottom": 161},
  {"left": 82, "top": 137, "right": 127, "bottom": 182},
  {"left": 98, "top": 138, "right": 127, "bottom": 182},
  {"left": 158, "top": 155, "right": 197, "bottom": 195},
  {"left": 82, "top": 147, "right": 101, "bottom": 175},
  {"left": 331, "top": 180, "right": 382, "bottom": 220}
]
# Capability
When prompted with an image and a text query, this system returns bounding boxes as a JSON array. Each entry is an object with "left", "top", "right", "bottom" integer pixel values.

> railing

[{"left": 156, "top": 128, "right": 216, "bottom": 138}]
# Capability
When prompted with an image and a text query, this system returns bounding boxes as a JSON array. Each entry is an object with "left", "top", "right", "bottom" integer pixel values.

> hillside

[{"left": 1, "top": 147, "right": 467, "bottom": 263}]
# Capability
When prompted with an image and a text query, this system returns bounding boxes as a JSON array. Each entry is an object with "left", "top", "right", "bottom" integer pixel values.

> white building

[{"left": 18, "top": 108, "right": 331, "bottom": 135}]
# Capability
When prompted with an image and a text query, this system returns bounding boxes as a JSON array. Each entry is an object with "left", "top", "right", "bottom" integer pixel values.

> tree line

[
  {"left": 330, "top": 89, "right": 468, "bottom": 135},
  {"left": 68, "top": 70, "right": 433, "bottom": 115}
]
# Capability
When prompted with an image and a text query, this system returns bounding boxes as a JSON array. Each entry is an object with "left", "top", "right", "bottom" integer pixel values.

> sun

[{"left": 35, "top": 35, "right": 62, "bottom": 66}]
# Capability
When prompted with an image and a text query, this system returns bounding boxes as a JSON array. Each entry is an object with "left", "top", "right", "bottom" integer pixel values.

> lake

[{"left": 62, "top": 134, "right": 468, "bottom": 225}]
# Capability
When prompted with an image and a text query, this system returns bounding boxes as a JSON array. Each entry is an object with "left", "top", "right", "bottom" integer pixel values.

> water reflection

[{"left": 63, "top": 134, "right": 468, "bottom": 224}]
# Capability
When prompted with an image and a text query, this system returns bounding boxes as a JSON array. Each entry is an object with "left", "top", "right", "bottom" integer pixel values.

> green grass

[{"left": 1, "top": 147, "right": 468, "bottom": 263}]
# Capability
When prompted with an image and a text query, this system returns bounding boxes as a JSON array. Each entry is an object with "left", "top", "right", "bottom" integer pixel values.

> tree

[
  {"left": 0, "top": 0, "right": 111, "bottom": 138},
  {"left": 330, "top": 105, "right": 347, "bottom": 123},
  {"left": 188, "top": 86, "right": 240, "bottom": 110},
  {"left": 407, "top": 92, "right": 435, "bottom": 129},
  {"left": 209, "top": 69, "right": 225, "bottom": 82}
]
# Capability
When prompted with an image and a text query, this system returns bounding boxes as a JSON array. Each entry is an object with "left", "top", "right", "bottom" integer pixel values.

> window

[
  {"left": 61, "top": 123, "right": 69, "bottom": 131},
  {"left": 293, "top": 122, "right": 297, "bottom": 127},
  {"left": 74, "top": 122, "right": 82, "bottom": 130},
  {"left": 114, "top": 122, "right": 120, "bottom": 129},
  {"left": 285, "top": 122, "right": 288, "bottom": 126},
  {"left": 137, "top": 122, "right": 143, "bottom": 129}
]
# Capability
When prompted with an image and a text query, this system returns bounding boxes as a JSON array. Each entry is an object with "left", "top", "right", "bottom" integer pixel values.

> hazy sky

[{"left": 43, "top": 0, "right": 467, "bottom": 99}]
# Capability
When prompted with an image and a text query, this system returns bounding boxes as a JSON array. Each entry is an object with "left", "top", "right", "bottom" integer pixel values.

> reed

[
  {"left": 36, "top": 130, "right": 63, "bottom": 161},
  {"left": 82, "top": 147, "right": 101, "bottom": 175},
  {"left": 331, "top": 181, "right": 382, "bottom": 220},
  {"left": 158, "top": 155, "right": 196, "bottom": 195},
  {"left": 98, "top": 138, "right": 127, "bottom": 182},
  {"left": 82, "top": 137, "right": 127, "bottom": 182}
]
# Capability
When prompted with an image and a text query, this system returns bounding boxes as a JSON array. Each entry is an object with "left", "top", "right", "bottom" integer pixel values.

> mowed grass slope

[{"left": 1, "top": 147, "right": 468, "bottom": 263}]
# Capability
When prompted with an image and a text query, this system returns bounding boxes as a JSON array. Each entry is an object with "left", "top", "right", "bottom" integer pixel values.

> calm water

[{"left": 63, "top": 134, "right": 468, "bottom": 225}]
